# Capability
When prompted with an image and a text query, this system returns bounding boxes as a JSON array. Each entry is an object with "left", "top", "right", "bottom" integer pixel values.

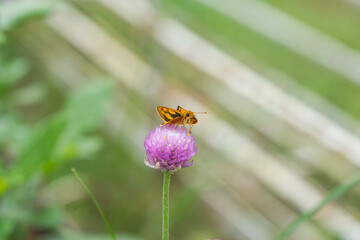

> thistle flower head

[{"left": 144, "top": 125, "right": 197, "bottom": 172}]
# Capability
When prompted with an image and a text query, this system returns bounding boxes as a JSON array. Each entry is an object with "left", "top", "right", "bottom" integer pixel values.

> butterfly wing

[
  {"left": 157, "top": 106, "right": 183, "bottom": 123},
  {"left": 177, "top": 106, "right": 189, "bottom": 115},
  {"left": 162, "top": 116, "right": 185, "bottom": 126}
]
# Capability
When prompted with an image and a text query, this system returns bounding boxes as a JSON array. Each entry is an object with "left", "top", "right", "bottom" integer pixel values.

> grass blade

[
  {"left": 71, "top": 168, "right": 116, "bottom": 240},
  {"left": 274, "top": 172, "right": 360, "bottom": 240}
]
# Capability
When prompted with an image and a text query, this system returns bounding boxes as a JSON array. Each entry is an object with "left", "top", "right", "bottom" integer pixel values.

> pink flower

[{"left": 144, "top": 125, "right": 197, "bottom": 172}]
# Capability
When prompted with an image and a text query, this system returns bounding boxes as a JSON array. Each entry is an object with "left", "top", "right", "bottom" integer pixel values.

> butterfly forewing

[{"left": 157, "top": 106, "right": 182, "bottom": 123}]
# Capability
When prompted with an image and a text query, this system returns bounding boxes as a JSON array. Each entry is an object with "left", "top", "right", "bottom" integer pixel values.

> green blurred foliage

[
  {"left": 0, "top": 2, "right": 114, "bottom": 239},
  {"left": 2, "top": 0, "right": 360, "bottom": 239},
  {"left": 0, "top": 75, "right": 113, "bottom": 239},
  {"left": 0, "top": 0, "right": 56, "bottom": 32}
]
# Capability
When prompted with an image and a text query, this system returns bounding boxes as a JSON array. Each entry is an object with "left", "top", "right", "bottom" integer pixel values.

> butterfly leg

[
  {"left": 189, "top": 125, "right": 193, "bottom": 134},
  {"left": 181, "top": 124, "right": 186, "bottom": 133}
]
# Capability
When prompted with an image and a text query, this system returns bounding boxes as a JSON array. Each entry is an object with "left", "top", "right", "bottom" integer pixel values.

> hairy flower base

[{"left": 144, "top": 125, "right": 197, "bottom": 172}]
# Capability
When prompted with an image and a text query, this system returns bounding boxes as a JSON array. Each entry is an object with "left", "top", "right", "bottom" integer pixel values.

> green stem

[
  {"left": 71, "top": 168, "right": 116, "bottom": 240},
  {"left": 162, "top": 171, "right": 171, "bottom": 240},
  {"left": 273, "top": 171, "right": 360, "bottom": 240}
]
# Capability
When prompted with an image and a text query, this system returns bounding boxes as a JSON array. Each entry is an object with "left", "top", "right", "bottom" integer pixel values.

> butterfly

[{"left": 156, "top": 106, "right": 207, "bottom": 132}]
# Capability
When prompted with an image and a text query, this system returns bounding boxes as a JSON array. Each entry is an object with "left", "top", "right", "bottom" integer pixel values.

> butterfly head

[{"left": 184, "top": 111, "right": 195, "bottom": 124}]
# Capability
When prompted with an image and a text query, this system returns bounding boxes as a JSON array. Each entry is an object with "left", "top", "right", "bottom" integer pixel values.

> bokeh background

[{"left": 2, "top": 0, "right": 360, "bottom": 239}]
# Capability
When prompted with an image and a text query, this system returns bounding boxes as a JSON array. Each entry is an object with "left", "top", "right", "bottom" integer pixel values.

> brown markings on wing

[
  {"left": 157, "top": 106, "right": 182, "bottom": 123},
  {"left": 162, "top": 116, "right": 184, "bottom": 126},
  {"left": 177, "top": 106, "right": 190, "bottom": 116}
]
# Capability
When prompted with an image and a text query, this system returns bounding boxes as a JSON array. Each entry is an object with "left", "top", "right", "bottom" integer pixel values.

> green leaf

[
  {"left": 274, "top": 172, "right": 360, "bottom": 240},
  {"left": 0, "top": 177, "right": 62, "bottom": 230},
  {"left": 0, "top": 178, "right": 7, "bottom": 195},
  {"left": 54, "top": 81, "right": 113, "bottom": 159},
  {"left": 0, "top": 114, "right": 32, "bottom": 151},
  {"left": 0, "top": 204, "right": 62, "bottom": 229},
  {"left": 0, "top": 219, "right": 15, "bottom": 240},
  {"left": 0, "top": 1, "right": 56, "bottom": 31},
  {"left": 0, "top": 58, "right": 30, "bottom": 92},
  {"left": 64, "top": 81, "right": 113, "bottom": 133},
  {"left": 2, "top": 82, "right": 112, "bottom": 193},
  {"left": 7, "top": 117, "right": 67, "bottom": 187},
  {"left": 0, "top": 31, "right": 6, "bottom": 45},
  {"left": 73, "top": 137, "right": 103, "bottom": 159}
]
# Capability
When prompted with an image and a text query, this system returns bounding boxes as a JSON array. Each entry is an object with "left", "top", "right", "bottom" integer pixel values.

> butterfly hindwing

[{"left": 162, "top": 116, "right": 184, "bottom": 126}]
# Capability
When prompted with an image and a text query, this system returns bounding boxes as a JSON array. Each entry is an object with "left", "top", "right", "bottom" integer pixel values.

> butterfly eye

[{"left": 186, "top": 113, "right": 190, "bottom": 117}]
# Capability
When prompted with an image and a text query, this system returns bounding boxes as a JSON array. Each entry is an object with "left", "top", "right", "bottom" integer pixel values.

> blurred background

[{"left": 1, "top": 0, "right": 360, "bottom": 239}]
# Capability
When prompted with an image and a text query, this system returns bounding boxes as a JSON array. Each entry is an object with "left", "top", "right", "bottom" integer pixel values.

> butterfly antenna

[{"left": 194, "top": 112, "right": 207, "bottom": 114}]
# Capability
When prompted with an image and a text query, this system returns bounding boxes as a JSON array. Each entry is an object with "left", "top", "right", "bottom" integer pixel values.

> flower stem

[{"left": 162, "top": 171, "right": 171, "bottom": 240}]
